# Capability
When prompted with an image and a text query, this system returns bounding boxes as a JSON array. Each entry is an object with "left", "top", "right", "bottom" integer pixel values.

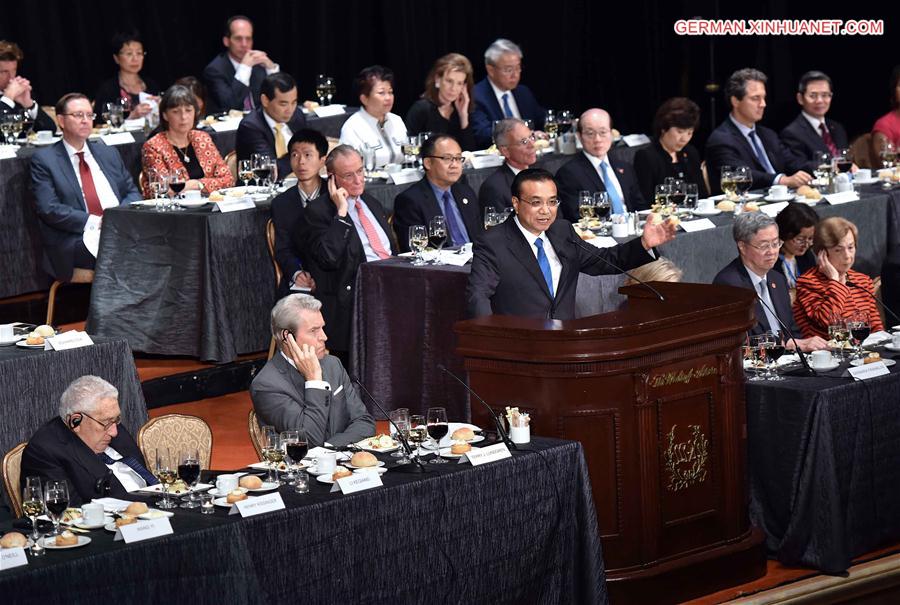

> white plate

[
  {"left": 850, "top": 358, "right": 896, "bottom": 367},
  {"left": 31, "top": 137, "right": 61, "bottom": 146},
  {"left": 138, "top": 509, "right": 174, "bottom": 520},
  {"left": 73, "top": 516, "right": 113, "bottom": 530},
  {"left": 353, "top": 467, "right": 387, "bottom": 475},
  {"left": 883, "top": 343, "right": 900, "bottom": 352},
  {"left": 16, "top": 340, "right": 45, "bottom": 349},
  {"left": 316, "top": 475, "right": 337, "bottom": 484},
  {"left": 853, "top": 177, "right": 880, "bottom": 185},
  {"left": 422, "top": 434, "right": 485, "bottom": 450},
  {"left": 247, "top": 481, "right": 280, "bottom": 493},
  {"left": 438, "top": 447, "right": 470, "bottom": 459},
  {"left": 764, "top": 194, "right": 800, "bottom": 202},
  {"left": 809, "top": 360, "right": 841, "bottom": 372},
  {"left": 40, "top": 535, "right": 91, "bottom": 549},
  {"left": 692, "top": 208, "right": 722, "bottom": 216},
  {"left": 711, "top": 193, "right": 764, "bottom": 201},
  {"left": 104, "top": 521, "right": 120, "bottom": 532},
  {"left": 207, "top": 487, "right": 249, "bottom": 498},
  {"left": 176, "top": 199, "right": 208, "bottom": 208},
  {"left": 130, "top": 199, "right": 161, "bottom": 207},
  {"left": 213, "top": 496, "right": 253, "bottom": 508},
  {"left": 343, "top": 460, "right": 386, "bottom": 470},
  {"left": 354, "top": 437, "right": 400, "bottom": 453}
]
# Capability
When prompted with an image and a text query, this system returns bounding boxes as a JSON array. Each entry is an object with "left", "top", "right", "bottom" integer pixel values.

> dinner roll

[
  {"left": 239, "top": 475, "right": 263, "bottom": 489},
  {"left": 34, "top": 324, "right": 55, "bottom": 337},
  {"left": 350, "top": 451, "right": 377, "bottom": 467},
  {"left": 743, "top": 202, "right": 759, "bottom": 212},
  {"left": 451, "top": 442, "right": 472, "bottom": 455},
  {"left": 55, "top": 530, "right": 77, "bottom": 546},
  {"left": 115, "top": 516, "right": 137, "bottom": 527},
  {"left": 25, "top": 335, "right": 44, "bottom": 345},
  {"left": 716, "top": 200, "right": 735, "bottom": 212},
  {"left": 226, "top": 490, "right": 248, "bottom": 504},
  {"left": 451, "top": 427, "right": 475, "bottom": 441},
  {"left": 0, "top": 531, "right": 27, "bottom": 548},
  {"left": 864, "top": 352, "right": 882, "bottom": 364},
  {"left": 332, "top": 468, "right": 352, "bottom": 481},
  {"left": 125, "top": 502, "right": 149, "bottom": 516}
]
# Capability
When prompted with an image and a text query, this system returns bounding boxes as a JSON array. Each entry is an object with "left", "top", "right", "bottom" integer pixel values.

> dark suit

[
  {"left": 30, "top": 140, "right": 142, "bottom": 280},
  {"left": 297, "top": 194, "right": 398, "bottom": 352},
  {"left": 471, "top": 78, "right": 545, "bottom": 149},
  {"left": 20, "top": 417, "right": 152, "bottom": 507},
  {"left": 633, "top": 140, "right": 709, "bottom": 202},
  {"left": 466, "top": 215, "right": 655, "bottom": 319},
  {"left": 712, "top": 257, "right": 801, "bottom": 337},
  {"left": 271, "top": 185, "right": 321, "bottom": 298},
  {"left": 478, "top": 163, "right": 517, "bottom": 211},
  {"left": 392, "top": 177, "right": 482, "bottom": 252},
  {"left": 705, "top": 117, "right": 802, "bottom": 195},
  {"left": 780, "top": 113, "right": 849, "bottom": 173},
  {"left": 556, "top": 151, "right": 648, "bottom": 222},
  {"left": 202, "top": 52, "right": 268, "bottom": 114},
  {"left": 0, "top": 98, "right": 56, "bottom": 133},
  {"left": 235, "top": 106, "right": 308, "bottom": 180}
]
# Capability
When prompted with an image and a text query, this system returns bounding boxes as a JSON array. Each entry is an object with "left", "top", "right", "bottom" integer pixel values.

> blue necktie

[
  {"left": 98, "top": 452, "right": 160, "bottom": 486},
  {"left": 442, "top": 191, "right": 469, "bottom": 246},
  {"left": 748, "top": 130, "right": 776, "bottom": 174},
  {"left": 501, "top": 93, "right": 513, "bottom": 118},
  {"left": 600, "top": 162, "right": 625, "bottom": 214},
  {"left": 534, "top": 238, "right": 554, "bottom": 297}
]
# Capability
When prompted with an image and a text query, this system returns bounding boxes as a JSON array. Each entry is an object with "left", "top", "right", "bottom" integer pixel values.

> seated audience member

[
  {"left": 340, "top": 65, "right": 407, "bottom": 167},
  {"left": 93, "top": 31, "right": 159, "bottom": 123},
  {"left": 296, "top": 145, "right": 397, "bottom": 360},
  {"left": 236, "top": 72, "right": 307, "bottom": 181},
  {"left": 556, "top": 108, "right": 648, "bottom": 221},
  {"left": 872, "top": 66, "right": 900, "bottom": 153},
  {"left": 794, "top": 217, "right": 884, "bottom": 338},
  {"left": 393, "top": 134, "right": 481, "bottom": 252},
  {"left": 466, "top": 169, "right": 673, "bottom": 319},
  {"left": 31, "top": 93, "right": 141, "bottom": 280},
  {"left": 406, "top": 53, "right": 476, "bottom": 151},
  {"left": 270, "top": 129, "right": 327, "bottom": 297},
  {"left": 174, "top": 76, "right": 208, "bottom": 118},
  {"left": 0, "top": 40, "right": 56, "bottom": 132},
  {"left": 705, "top": 68, "right": 811, "bottom": 195},
  {"left": 780, "top": 71, "right": 848, "bottom": 172},
  {"left": 479, "top": 118, "right": 537, "bottom": 212},
  {"left": 140, "top": 85, "right": 234, "bottom": 198},
  {"left": 21, "top": 375, "right": 158, "bottom": 506},
  {"left": 774, "top": 202, "right": 818, "bottom": 292},
  {"left": 633, "top": 97, "right": 708, "bottom": 201},
  {"left": 624, "top": 257, "right": 683, "bottom": 287},
  {"left": 250, "top": 294, "right": 375, "bottom": 447},
  {"left": 471, "top": 38, "right": 545, "bottom": 149},
  {"left": 713, "top": 213, "right": 827, "bottom": 351},
  {"left": 203, "top": 15, "right": 279, "bottom": 114}
]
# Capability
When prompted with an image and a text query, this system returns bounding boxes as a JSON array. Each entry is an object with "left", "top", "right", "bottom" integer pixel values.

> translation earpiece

[{"left": 68, "top": 413, "right": 83, "bottom": 429}]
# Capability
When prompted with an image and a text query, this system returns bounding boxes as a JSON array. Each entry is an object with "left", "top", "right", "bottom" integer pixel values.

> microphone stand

[
  {"left": 847, "top": 278, "right": 900, "bottom": 325},
  {"left": 350, "top": 376, "right": 427, "bottom": 474},
  {"left": 568, "top": 235, "right": 666, "bottom": 302},
  {"left": 437, "top": 364, "right": 517, "bottom": 451},
  {"left": 754, "top": 291, "right": 816, "bottom": 376}
]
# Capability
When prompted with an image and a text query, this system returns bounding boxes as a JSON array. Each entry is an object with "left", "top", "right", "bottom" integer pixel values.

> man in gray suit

[{"left": 250, "top": 294, "right": 375, "bottom": 447}]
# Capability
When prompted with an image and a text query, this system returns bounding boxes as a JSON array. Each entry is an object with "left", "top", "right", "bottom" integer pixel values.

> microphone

[
  {"left": 753, "top": 290, "right": 816, "bottom": 376},
  {"left": 437, "top": 364, "right": 517, "bottom": 451},
  {"left": 568, "top": 235, "right": 666, "bottom": 302},
  {"left": 350, "top": 376, "right": 428, "bottom": 474},
  {"left": 846, "top": 278, "right": 900, "bottom": 325}
]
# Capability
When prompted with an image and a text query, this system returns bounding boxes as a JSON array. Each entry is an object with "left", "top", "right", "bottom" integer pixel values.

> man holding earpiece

[{"left": 21, "top": 375, "right": 157, "bottom": 506}]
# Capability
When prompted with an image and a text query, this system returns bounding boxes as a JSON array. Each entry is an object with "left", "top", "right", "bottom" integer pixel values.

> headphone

[
  {"left": 281, "top": 329, "right": 290, "bottom": 343},
  {"left": 67, "top": 413, "right": 84, "bottom": 429}
]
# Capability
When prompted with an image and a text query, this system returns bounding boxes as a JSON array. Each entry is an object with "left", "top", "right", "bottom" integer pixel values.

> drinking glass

[
  {"left": 428, "top": 215, "right": 447, "bottom": 264},
  {"left": 362, "top": 142, "right": 377, "bottom": 177},
  {"left": 315, "top": 75, "right": 336, "bottom": 106},
  {"left": 744, "top": 338, "right": 764, "bottom": 381},
  {"left": 401, "top": 136, "right": 420, "bottom": 169},
  {"left": 881, "top": 142, "right": 897, "bottom": 170},
  {"left": 733, "top": 166, "right": 752, "bottom": 202},
  {"left": 408, "top": 414, "right": 427, "bottom": 459},
  {"left": 683, "top": 183, "right": 699, "bottom": 216},
  {"left": 557, "top": 110, "right": 574, "bottom": 134},
  {"left": 282, "top": 430, "right": 308, "bottom": 485},
  {"left": 653, "top": 184, "right": 671, "bottom": 213},
  {"left": 720, "top": 166, "right": 736, "bottom": 200},
  {"left": 154, "top": 448, "right": 178, "bottom": 509},
  {"left": 813, "top": 151, "right": 832, "bottom": 181},
  {"left": 22, "top": 477, "right": 44, "bottom": 542},
  {"left": 544, "top": 109, "right": 559, "bottom": 139},
  {"left": 106, "top": 102, "right": 124, "bottom": 130},
  {"left": 262, "top": 426, "right": 282, "bottom": 484},
  {"left": 389, "top": 408, "right": 410, "bottom": 463},
  {"left": 828, "top": 315, "right": 849, "bottom": 360},
  {"left": 43, "top": 480, "right": 69, "bottom": 537},
  {"left": 169, "top": 166, "right": 188, "bottom": 203},
  {"left": 764, "top": 331, "right": 786, "bottom": 381},
  {"left": 593, "top": 191, "right": 610, "bottom": 235},
  {"left": 238, "top": 159, "right": 254, "bottom": 187},
  {"left": 755, "top": 332, "right": 774, "bottom": 380},
  {"left": 426, "top": 407, "right": 449, "bottom": 464},
  {"left": 484, "top": 207, "right": 501, "bottom": 229},
  {"left": 577, "top": 190, "right": 593, "bottom": 229},
  {"left": 832, "top": 149, "right": 852, "bottom": 174},
  {"left": 266, "top": 156, "right": 278, "bottom": 192},
  {"left": 416, "top": 132, "right": 433, "bottom": 168},
  {"left": 178, "top": 448, "right": 202, "bottom": 508},
  {"left": 252, "top": 153, "right": 272, "bottom": 187},
  {"left": 847, "top": 310, "right": 871, "bottom": 361},
  {"left": 409, "top": 225, "right": 428, "bottom": 266},
  {"left": 147, "top": 169, "right": 169, "bottom": 212}
]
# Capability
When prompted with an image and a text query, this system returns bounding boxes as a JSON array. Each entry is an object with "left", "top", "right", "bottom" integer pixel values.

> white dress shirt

[
  {"left": 489, "top": 79, "right": 521, "bottom": 119},
  {"left": 102, "top": 446, "right": 147, "bottom": 492},
  {"left": 514, "top": 215, "right": 561, "bottom": 294},
  {"left": 581, "top": 150, "right": 626, "bottom": 211},
  {"left": 801, "top": 111, "right": 829, "bottom": 138},
  {"left": 339, "top": 109, "right": 408, "bottom": 167},
  {"left": 63, "top": 139, "right": 121, "bottom": 233},
  {"left": 228, "top": 55, "right": 279, "bottom": 87},
  {"left": 1, "top": 95, "right": 39, "bottom": 121},
  {"left": 346, "top": 196, "right": 393, "bottom": 262},
  {"left": 729, "top": 115, "right": 782, "bottom": 184}
]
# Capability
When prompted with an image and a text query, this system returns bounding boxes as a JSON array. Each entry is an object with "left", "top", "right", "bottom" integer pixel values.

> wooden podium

[{"left": 455, "top": 283, "right": 767, "bottom": 604}]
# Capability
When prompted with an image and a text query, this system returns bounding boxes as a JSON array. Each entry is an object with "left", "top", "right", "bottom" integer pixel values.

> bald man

[{"left": 555, "top": 108, "right": 647, "bottom": 222}]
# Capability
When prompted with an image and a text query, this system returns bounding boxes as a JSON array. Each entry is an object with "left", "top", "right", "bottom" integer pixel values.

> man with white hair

[
  {"left": 470, "top": 38, "right": 545, "bottom": 149},
  {"left": 21, "top": 375, "right": 157, "bottom": 506},
  {"left": 250, "top": 294, "right": 375, "bottom": 447},
  {"left": 479, "top": 118, "right": 538, "bottom": 212}
]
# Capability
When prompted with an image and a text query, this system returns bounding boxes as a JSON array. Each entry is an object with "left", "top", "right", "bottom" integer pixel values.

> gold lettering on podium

[
  {"left": 664, "top": 424, "right": 709, "bottom": 492},
  {"left": 649, "top": 365, "right": 717, "bottom": 388}
]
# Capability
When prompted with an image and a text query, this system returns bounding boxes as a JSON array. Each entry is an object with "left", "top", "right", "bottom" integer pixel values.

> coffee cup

[
  {"left": 855, "top": 168, "right": 871, "bottom": 181},
  {"left": 611, "top": 222, "right": 629, "bottom": 238},
  {"left": 81, "top": 502, "right": 105, "bottom": 525},
  {"left": 36, "top": 130, "right": 53, "bottom": 142},
  {"left": 509, "top": 425, "right": 531, "bottom": 444},
  {"left": 0, "top": 324, "right": 13, "bottom": 340},
  {"left": 317, "top": 452, "right": 337, "bottom": 474},
  {"left": 182, "top": 189, "right": 201, "bottom": 200},
  {"left": 215, "top": 473, "right": 238, "bottom": 493},
  {"left": 892, "top": 332, "right": 900, "bottom": 348},
  {"left": 697, "top": 198, "right": 714, "bottom": 212},
  {"left": 810, "top": 350, "right": 832, "bottom": 367},
  {"left": 769, "top": 185, "right": 788, "bottom": 199}
]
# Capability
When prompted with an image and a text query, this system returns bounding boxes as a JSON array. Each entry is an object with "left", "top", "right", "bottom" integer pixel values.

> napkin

[{"left": 863, "top": 331, "right": 892, "bottom": 347}]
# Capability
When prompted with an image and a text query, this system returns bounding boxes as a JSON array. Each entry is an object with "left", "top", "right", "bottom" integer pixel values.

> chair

[
  {"left": 873, "top": 276, "right": 887, "bottom": 328},
  {"left": 225, "top": 150, "right": 237, "bottom": 182},
  {"left": 46, "top": 268, "right": 95, "bottom": 326},
  {"left": 849, "top": 133, "right": 875, "bottom": 169},
  {"left": 248, "top": 410, "right": 266, "bottom": 460},
  {"left": 700, "top": 160, "right": 711, "bottom": 196},
  {"left": 138, "top": 414, "right": 213, "bottom": 470},
  {"left": 265, "top": 219, "right": 281, "bottom": 359},
  {"left": 2, "top": 442, "right": 27, "bottom": 518}
]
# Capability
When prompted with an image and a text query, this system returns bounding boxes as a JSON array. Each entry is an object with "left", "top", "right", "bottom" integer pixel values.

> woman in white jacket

[{"left": 340, "top": 65, "right": 408, "bottom": 168}]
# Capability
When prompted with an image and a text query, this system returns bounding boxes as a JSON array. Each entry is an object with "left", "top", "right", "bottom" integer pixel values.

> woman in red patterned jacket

[
  {"left": 793, "top": 217, "right": 884, "bottom": 339},
  {"left": 140, "top": 84, "right": 233, "bottom": 197}
]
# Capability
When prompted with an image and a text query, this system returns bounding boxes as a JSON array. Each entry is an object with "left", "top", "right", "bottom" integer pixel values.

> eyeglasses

[
  {"left": 118, "top": 51, "right": 147, "bottom": 59},
  {"left": 502, "top": 134, "right": 536, "bottom": 147},
  {"left": 495, "top": 65, "right": 522, "bottom": 76},
  {"left": 61, "top": 112, "right": 96, "bottom": 121},
  {"left": 581, "top": 129, "right": 612, "bottom": 139},
  {"left": 746, "top": 240, "right": 783, "bottom": 252},
  {"left": 518, "top": 199, "right": 560, "bottom": 208},
  {"left": 790, "top": 236, "right": 814, "bottom": 246},
  {"left": 804, "top": 92, "right": 833, "bottom": 100},
  {"left": 337, "top": 167, "right": 366, "bottom": 180},
  {"left": 425, "top": 155, "right": 464, "bottom": 165},
  {"left": 81, "top": 411, "right": 121, "bottom": 432}
]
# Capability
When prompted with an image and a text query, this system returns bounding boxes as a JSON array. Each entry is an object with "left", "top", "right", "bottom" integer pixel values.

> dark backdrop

[{"left": 1, "top": 1, "right": 893, "bottom": 150}]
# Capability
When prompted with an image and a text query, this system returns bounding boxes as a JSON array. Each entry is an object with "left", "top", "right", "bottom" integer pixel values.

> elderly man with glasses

[
  {"left": 466, "top": 168, "right": 673, "bottom": 319},
  {"left": 30, "top": 92, "right": 141, "bottom": 281},
  {"left": 713, "top": 212, "right": 828, "bottom": 351},
  {"left": 21, "top": 376, "right": 158, "bottom": 506},
  {"left": 478, "top": 118, "right": 538, "bottom": 213},
  {"left": 392, "top": 134, "right": 482, "bottom": 252}
]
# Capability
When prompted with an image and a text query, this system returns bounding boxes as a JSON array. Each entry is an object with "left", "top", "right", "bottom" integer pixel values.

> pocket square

[{"left": 333, "top": 385, "right": 344, "bottom": 396}]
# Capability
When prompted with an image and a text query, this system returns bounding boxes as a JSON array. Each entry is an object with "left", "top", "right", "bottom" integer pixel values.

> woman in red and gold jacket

[
  {"left": 793, "top": 217, "right": 883, "bottom": 339},
  {"left": 140, "top": 84, "right": 233, "bottom": 197}
]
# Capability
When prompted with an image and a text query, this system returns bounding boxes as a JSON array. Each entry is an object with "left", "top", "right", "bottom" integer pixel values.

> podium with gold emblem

[{"left": 454, "top": 282, "right": 767, "bottom": 604}]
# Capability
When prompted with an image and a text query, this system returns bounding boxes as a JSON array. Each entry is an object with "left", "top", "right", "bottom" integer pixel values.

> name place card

[
  {"left": 461, "top": 443, "right": 512, "bottom": 466},
  {"left": 0, "top": 547, "right": 28, "bottom": 570},
  {"left": 679, "top": 218, "right": 717, "bottom": 232},
  {"left": 469, "top": 154, "right": 505, "bottom": 170},
  {"left": 115, "top": 517, "right": 173, "bottom": 543},
  {"left": 848, "top": 362, "right": 890, "bottom": 381},
  {"left": 313, "top": 104, "right": 346, "bottom": 118},
  {"left": 824, "top": 191, "right": 859, "bottom": 205},
  {"left": 214, "top": 198, "right": 256, "bottom": 213},
  {"left": 209, "top": 119, "right": 241, "bottom": 133},
  {"left": 586, "top": 236, "right": 619, "bottom": 249},
  {"left": 389, "top": 170, "right": 422, "bottom": 185},
  {"left": 47, "top": 330, "right": 94, "bottom": 351},
  {"left": 622, "top": 133, "right": 652, "bottom": 147},
  {"left": 100, "top": 132, "right": 136, "bottom": 146},
  {"left": 331, "top": 472, "right": 383, "bottom": 494},
  {"left": 229, "top": 492, "right": 286, "bottom": 517}
]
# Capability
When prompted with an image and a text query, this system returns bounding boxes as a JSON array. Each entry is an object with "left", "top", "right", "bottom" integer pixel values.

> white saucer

[
  {"left": 0, "top": 334, "right": 24, "bottom": 346},
  {"left": 74, "top": 516, "right": 113, "bottom": 530},
  {"left": 693, "top": 208, "right": 722, "bottom": 216},
  {"left": 16, "top": 340, "right": 45, "bottom": 349},
  {"left": 853, "top": 177, "right": 880, "bottom": 185},
  {"left": 810, "top": 360, "right": 841, "bottom": 372},
  {"left": 764, "top": 194, "right": 798, "bottom": 202},
  {"left": 316, "top": 475, "right": 336, "bottom": 484},
  {"left": 883, "top": 343, "right": 900, "bottom": 352},
  {"left": 176, "top": 199, "right": 208, "bottom": 208}
]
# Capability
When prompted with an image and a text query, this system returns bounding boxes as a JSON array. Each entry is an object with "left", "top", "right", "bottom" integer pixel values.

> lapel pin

[
  {"left": 617, "top": 168, "right": 624, "bottom": 174},
  {"left": 462, "top": 198, "right": 469, "bottom": 205},
  {"left": 771, "top": 282, "right": 776, "bottom": 289}
]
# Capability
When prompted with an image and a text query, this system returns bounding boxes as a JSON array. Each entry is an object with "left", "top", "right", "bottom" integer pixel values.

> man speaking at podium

[{"left": 466, "top": 168, "right": 676, "bottom": 319}]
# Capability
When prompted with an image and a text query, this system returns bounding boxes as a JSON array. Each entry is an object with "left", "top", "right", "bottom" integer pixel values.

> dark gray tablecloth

[
  {"left": 746, "top": 348, "right": 900, "bottom": 573},
  {"left": 0, "top": 337, "right": 146, "bottom": 510},
  {"left": 0, "top": 437, "right": 607, "bottom": 605}
]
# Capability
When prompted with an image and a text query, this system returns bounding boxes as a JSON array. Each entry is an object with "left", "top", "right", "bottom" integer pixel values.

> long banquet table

[{"left": 0, "top": 437, "right": 608, "bottom": 605}]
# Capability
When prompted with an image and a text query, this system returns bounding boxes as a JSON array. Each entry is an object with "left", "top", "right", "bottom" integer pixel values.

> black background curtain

[{"left": 1, "top": 1, "right": 893, "bottom": 149}]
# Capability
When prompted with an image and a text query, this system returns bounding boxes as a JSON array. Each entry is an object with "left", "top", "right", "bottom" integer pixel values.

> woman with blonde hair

[
  {"left": 624, "top": 257, "right": 683, "bottom": 286},
  {"left": 405, "top": 53, "right": 476, "bottom": 150}
]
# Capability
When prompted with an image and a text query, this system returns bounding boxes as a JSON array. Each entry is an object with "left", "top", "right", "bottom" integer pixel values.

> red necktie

[
  {"left": 354, "top": 199, "right": 391, "bottom": 260},
  {"left": 819, "top": 122, "right": 838, "bottom": 156},
  {"left": 76, "top": 152, "right": 104, "bottom": 216}
]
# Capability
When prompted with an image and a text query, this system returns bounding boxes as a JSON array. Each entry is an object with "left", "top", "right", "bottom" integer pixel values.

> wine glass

[
  {"left": 428, "top": 215, "right": 447, "bottom": 264},
  {"left": 362, "top": 142, "right": 377, "bottom": 178},
  {"left": 593, "top": 191, "right": 610, "bottom": 235},
  {"left": 847, "top": 310, "right": 871, "bottom": 362},
  {"left": 252, "top": 153, "right": 272, "bottom": 188},
  {"left": 22, "top": 477, "right": 44, "bottom": 542},
  {"left": 653, "top": 184, "right": 671, "bottom": 213},
  {"left": 409, "top": 225, "right": 428, "bottom": 266},
  {"left": 426, "top": 407, "right": 449, "bottom": 464},
  {"left": 484, "top": 207, "right": 501, "bottom": 230},
  {"left": 147, "top": 169, "right": 169, "bottom": 212},
  {"left": 744, "top": 337, "right": 764, "bottom": 381},
  {"left": 665, "top": 177, "right": 686, "bottom": 208},
  {"left": 154, "top": 448, "right": 178, "bottom": 509},
  {"left": 315, "top": 75, "right": 336, "bottom": 106},
  {"left": 765, "top": 331, "right": 786, "bottom": 381},
  {"left": 408, "top": 414, "right": 427, "bottom": 459},
  {"left": 813, "top": 151, "right": 832, "bottom": 182},
  {"left": 389, "top": 408, "right": 410, "bottom": 463},
  {"left": 178, "top": 448, "right": 202, "bottom": 509},
  {"left": 880, "top": 142, "right": 896, "bottom": 170},
  {"left": 577, "top": 190, "right": 593, "bottom": 229},
  {"left": 262, "top": 426, "right": 283, "bottom": 484},
  {"left": 283, "top": 429, "right": 308, "bottom": 484},
  {"left": 719, "top": 166, "right": 735, "bottom": 200},
  {"left": 238, "top": 159, "right": 254, "bottom": 188},
  {"left": 683, "top": 183, "right": 699, "bottom": 214},
  {"left": 106, "top": 102, "right": 124, "bottom": 130},
  {"left": 733, "top": 166, "right": 752, "bottom": 202},
  {"left": 832, "top": 149, "right": 852, "bottom": 174},
  {"left": 265, "top": 155, "right": 278, "bottom": 192},
  {"left": 401, "top": 136, "right": 420, "bottom": 169},
  {"left": 416, "top": 132, "right": 433, "bottom": 168},
  {"left": 557, "top": 110, "right": 574, "bottom": 135},
  {"left": 43, "top": 480, "right": 69, "bottom": 537},
  {"left": 544, "top": 109, "right": 559, "bottom": 139},
  {"left": 827, "top": 315, "right": 849, "bottom": 360},
  {"left": 169, "top": 166, "right": 188, "bottom": 202}
]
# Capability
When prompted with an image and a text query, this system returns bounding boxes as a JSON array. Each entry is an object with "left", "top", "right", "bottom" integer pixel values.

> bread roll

[
  {"left": 451, "top": 442, "right": 472, "bottom": 455},
  {"left": 332, "top": 468, "right": 352, "bottom": 481},
  {"left": 125, "top": 502, "right": 149, "bottom": 516},
  {"left": 716, "top": 200, "right": 735, "bottom": 212},
  {"left": 35, "top": 324, "right": 55, "bottom": 337},
  {"left": 55, "top": 530, "right": 77, "bottom": 546},
  {"left": 0, "top": 531, "right": 27, "bottom": 548},
  {"left": 744, "top": 202, "right": 759, "bottom": 212},
  {"left": 26, "top": 335, "right": 44, "bottom": 345},
  {"left": 208, "top": 191, "right": 224, "bottom": 202},
  {"left": 451, "top": 427, "right": 475, "bottom": 441},
  {"left": 864, "top": 352, "right": 882, "bottom": 364},
  {"left": 239, "top": 475, "right": 263, "bottom": 489},
  {"left": 226, "top": 490, "right": 248, "bottom": 504},
  {"left": 350, "top": 451, "right": 377, "bottom": 467},
  {"left": 115, "top": 516, "right": 137, "bottom": 527}
]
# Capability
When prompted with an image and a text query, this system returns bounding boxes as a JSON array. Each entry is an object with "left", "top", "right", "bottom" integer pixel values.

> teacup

[
  {"left": 855, "top": 168, "right": 872, "bottom": 181},
  {"left": 769, "top": 185, "right": 789, "bottom": 199},
  {"left": 215, "top": 473, "right": 238, "bottom": 493},
  {"left": 81, "top": 502, "right": 105, "bottom": 525},
  {"left": 0, "top": 324, "right": 13, "bottom": 340},
  {"left": 611, "top": 222, "right": 629, "bottom": 238},
  {"left": 182, "top": 190, "right": 201, "bottom": 200},
  {"left": 892, "top": 333, "right": 900, "bottom": 348},
  {"left": 810, "top": 350, "right": 832, "bottom": 367},
  {"left": 697, "top": 198, "right": 714, "bottom": 212},
  {"left": 317, "top": 452, "right": 337, "bottom": 474},
  {"left": 35, "top": 130, "right": 53, "bottom": 142}
]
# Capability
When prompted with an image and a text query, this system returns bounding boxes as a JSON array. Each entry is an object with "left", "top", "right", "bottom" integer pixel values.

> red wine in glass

[
  {"left": 286, "top": 442, "right": 308, "bottom": 462},
  {"left": 851, "top": 325, "right": 870, "bottom": 344},
  {"left": 177, "top": 463, "right": 200, "bottom": 485},
  {"left": 835, "top": 159, "right": 853, "bottom": 173},
  {"left": 169, "top": 180, "right": 186, "bottom": 195},
  {"left": 427, "top": 423, "right": 448, "bottom": 442}
]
